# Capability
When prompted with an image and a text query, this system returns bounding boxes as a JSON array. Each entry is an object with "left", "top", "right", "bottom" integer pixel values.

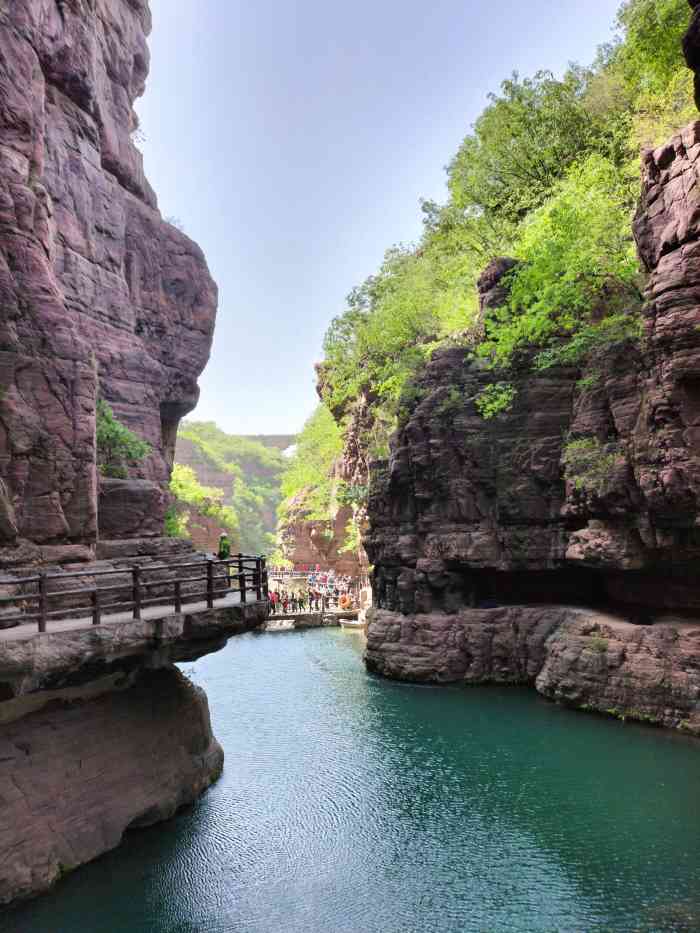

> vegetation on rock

[
  {"left": 279, "top": 406, "right": 342, "bottom": 520},
  {"left": 317, "top": 0, "right": 691, "bottom": 450},
  {"left": 96, "top": 400, "right": 151, "bottom": 479},
  {"left": 175, "top": 422, "right": 287, "bottom": 553},
  {"left": 562, "top": 437, "right": 622, "bottom": 497},
  {"left": 166, "top": 464, "right": 239, "bottom": 541}
]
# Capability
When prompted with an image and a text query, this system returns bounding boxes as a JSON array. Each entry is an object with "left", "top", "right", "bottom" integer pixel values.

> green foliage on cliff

[
  {"left": 562, "top": 437, "right": 622, "bottom": 496},
  {"left": 477, "top": 155, "right": 641, "bottom": 368},
  {"left": 279, "top": 405, "right": 342, "bottom": 521},
  {"left": 316, "top": 0, "right": 690, "bottom": 448},
  {"left": 176, "top": 422, "right": 287, "bottom": 554},
  {"left": 168, "top": 464, "right": 240, "bottom": 540},
  {"left": 96, "top": 400, "right": 151, "bottom": 479},
  {"left": 474, "top": 383, "right": 517, "bottom": 420}
]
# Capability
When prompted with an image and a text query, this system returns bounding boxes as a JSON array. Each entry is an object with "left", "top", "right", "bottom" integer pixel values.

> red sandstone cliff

[
  {"left": 0, "top": 0, "right": 217, "bottom": 563},
  {"left": 364, "top": 121, "right": 700, "bottom": 733}
]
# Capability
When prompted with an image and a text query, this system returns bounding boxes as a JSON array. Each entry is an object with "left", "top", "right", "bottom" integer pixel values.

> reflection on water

[{"left": 4, "top": 629, "right": 700, "bottom": 933}]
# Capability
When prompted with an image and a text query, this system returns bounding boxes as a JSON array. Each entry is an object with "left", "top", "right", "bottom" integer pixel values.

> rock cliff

[
  {"left": 0, "top": 599, "right": 266, "bottom": 905},
  {"left": 0, "top": 0, "right": 217, "bottom": 560},
  {"left": 364, "top": 121, "right": 700, "bottom": 732}
]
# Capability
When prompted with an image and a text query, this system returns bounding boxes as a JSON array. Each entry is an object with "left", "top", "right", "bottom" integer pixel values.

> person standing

[{"left": 218, "top": 533, "right": 232, "bottom": 588}]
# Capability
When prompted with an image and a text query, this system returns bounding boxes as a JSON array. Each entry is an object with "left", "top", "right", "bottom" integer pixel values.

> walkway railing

[{"left": 0, "top": 555, "right": 269, "bottom": 634}]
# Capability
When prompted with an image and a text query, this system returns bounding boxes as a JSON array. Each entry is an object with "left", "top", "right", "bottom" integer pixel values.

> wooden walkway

[{"left": 0, "top": 555, "right": 269, "bottom": 639}]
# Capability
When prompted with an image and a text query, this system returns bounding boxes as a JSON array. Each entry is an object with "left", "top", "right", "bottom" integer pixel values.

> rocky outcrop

[
  {"left": 278, "top": 493, "right": 361, "bottom": 575},
  {"left": 366, "top": 607, "right": 700, "bottom": 734},
  {"left": 0, "top": 1, "right": 217, "bottom": 558},
  {"left": 683, "top": 0, "right": 700, "bottom": 110},
  {"left": 364, "top": 122, "right": 700, "bottom": 731},
  {"left": 0, "top": 668, "right": 220, "bottom": 905},
  {"left": 0, "top": 597, "right": 266, "bottom": 904}
]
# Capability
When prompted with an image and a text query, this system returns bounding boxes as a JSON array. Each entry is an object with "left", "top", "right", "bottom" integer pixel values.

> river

[{"left": 4, "top": 629, "right": 700, "bottom": 933}]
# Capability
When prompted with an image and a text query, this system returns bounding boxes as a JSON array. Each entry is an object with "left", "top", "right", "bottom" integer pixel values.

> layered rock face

[
  {"left": 0, "top": 1, "right": 217, "bottom": 558},
  {"left": 0, "top": 598, "right": 267, "bottom": 904},
  {"left": 365, "top": 122, "right": 700, "bottom": 730},
  {"left": 366, "top": 607, "right": 700, "bottom": 733},
  {"left": 0, "top": 668, "right": 222, "bottom": 905},
  {"left": 278, "top": 494, "right": 362, "bottom": 575}
]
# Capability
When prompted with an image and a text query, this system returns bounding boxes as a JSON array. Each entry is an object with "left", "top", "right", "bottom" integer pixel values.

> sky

[{"left": 137, "top": 0, "right": 622, "bottom": 435}]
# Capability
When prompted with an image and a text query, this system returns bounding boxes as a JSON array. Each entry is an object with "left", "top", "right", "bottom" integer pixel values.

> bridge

[{"left": 0, "top": 555, "right": 269, "bottom": 642}]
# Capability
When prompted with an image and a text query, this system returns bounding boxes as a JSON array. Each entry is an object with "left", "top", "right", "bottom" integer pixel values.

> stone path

[{"left": 0, "top": 590, "right": 252, "bottom": 643}]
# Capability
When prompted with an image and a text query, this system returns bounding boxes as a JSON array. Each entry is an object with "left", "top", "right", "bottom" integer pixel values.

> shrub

[
  {"left": 169, "top": 464, "right": 239, "bottom": 538},
  {"left": 562, "top": 437, "right": 622, "bottom": 496},
  {"left": 475, "top": 383, "right": 517, "bottom": 419},
  {"left": 478, "top": 155, "right": 640, "bottom": 368},
  {"left": 589, "top": 635, "right": 609, "bottom": 653},
  {"left": 96, "top": 399, "right": 151, "bottom": 479},
  {"left": 164, "top": 504, "right": 189, "bottom": 539}
]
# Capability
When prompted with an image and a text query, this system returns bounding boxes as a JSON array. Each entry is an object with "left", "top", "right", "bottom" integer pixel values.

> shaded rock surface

[
  {"left": 366, "top": 607, "right": 700, "bottom": 734},
  {"left": 0, "top": 595, "right": 266, "bottom": 904},
  {"left": 0, "top": 0, "right": 217, "bottom": 552},
  {"left": 0, "top": 666, "right": 222, "bottom": 906}
]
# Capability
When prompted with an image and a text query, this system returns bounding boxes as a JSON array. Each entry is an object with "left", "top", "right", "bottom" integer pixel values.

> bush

[
  {"left": 478, "top": 156, "right": 641, "bottom": 368},
  {"left": 474, "top": 382, "right": 517, "bottom": 419},
  {"left": 96, "top": 399, "right": 151, "bottom": 479},
  {"left": 562, "top": 437, "right": 622, "bottom": 496},
  {"left": 169, "top": 464, "right": 239, "bottom": 538},
  {"left": 589, "top": 635, "right": 609, "bottom": 653}
]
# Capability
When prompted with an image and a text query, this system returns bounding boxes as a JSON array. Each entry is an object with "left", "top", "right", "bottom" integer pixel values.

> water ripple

[{"left": 5, "top": 629, "right": 700, "bottom": 933}]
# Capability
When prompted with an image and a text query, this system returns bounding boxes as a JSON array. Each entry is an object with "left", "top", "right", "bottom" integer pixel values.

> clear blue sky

[{"left": 137, "top": 0, "right": 622, "bottom": 435}]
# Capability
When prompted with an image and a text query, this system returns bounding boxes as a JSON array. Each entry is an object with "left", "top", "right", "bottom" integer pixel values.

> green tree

[
  {"left": 279, "top": 406, "right": 342, "bottom": 520},
  {"left": 96, "top": 399, "right": 151, "bottom": 479}
]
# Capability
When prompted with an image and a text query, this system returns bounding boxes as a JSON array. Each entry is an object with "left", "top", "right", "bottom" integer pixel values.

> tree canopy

[{"left": 317, "top": 0, "right": 691, "bottom": 445}]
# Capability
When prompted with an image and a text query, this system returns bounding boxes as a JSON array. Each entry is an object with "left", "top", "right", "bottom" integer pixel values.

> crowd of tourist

[{"left": 267, "top": 567, "right": 357, "bottom": 615}]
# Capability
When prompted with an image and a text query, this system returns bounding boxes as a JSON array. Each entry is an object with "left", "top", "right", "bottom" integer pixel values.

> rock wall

[
  {"left": 366, "top": 607, "right": 700, "bottom": 734},
  {"left": 364, "top": 122, "right": 700, "bottom": 730},
  {"left": 278, "top": 494, "right": 362, "bottom": 575},
  {"left": 0, "top": 667, "right": 222, "bottom": 905},
  {"left": 0, "top": 597, "right": 267, "bottom": 904},
  {"left": 0, "top": 1, "right": 217, "bottom": 558}
]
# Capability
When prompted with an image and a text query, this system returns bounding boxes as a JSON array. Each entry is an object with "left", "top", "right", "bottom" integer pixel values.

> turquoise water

[{"left": 4, "top": 629, "right": 700, "bottom": 933}]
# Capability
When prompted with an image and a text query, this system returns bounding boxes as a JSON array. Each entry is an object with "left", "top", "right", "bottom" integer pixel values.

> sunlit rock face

[
  {"left": 0, "top": 0, "right": 217, "bottom": 556},
  {"left": 364, "top": 122, "right": 700, "bottom": 724}
]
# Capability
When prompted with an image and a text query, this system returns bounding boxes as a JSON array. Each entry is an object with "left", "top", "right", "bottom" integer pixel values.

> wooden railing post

[
  {"left": 261, "top": 556, "right": 269, "bottom": 599},
  {"left": 239, "top": 572, "right": 247, "bottom": 604},
  {"left": 132, "top": 566, "right": 142, "bottom": 620},
  {"left": 91, "top": 589, "right": 101, "bottom": 627},
  {"left": 255, "top": 558, "right": 262, "bottom": 601},
  {"left": 237, "top": 553, "right": 244, "bottom": 578},
  {"left": 38, "top": 573, "right": 48, "bottom": 633},
  {"left": 206, "top": 560, "right": 214, "bottom": 609},
  {"left": 174, "top": 579, "right": 182, "bottom": 614}
]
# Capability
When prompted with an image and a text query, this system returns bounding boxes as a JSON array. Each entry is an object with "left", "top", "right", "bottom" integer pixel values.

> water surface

[{"left": 4, "top": 629, "right": 700, "bottom": 933}]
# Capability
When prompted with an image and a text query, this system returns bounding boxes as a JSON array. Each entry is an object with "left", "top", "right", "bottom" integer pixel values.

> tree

[{"left": 96, "top": 400, "right": 151, "bottom": 479}]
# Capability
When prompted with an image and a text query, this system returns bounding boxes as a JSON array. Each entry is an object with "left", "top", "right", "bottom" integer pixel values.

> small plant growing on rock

[
  {"left": 436, "top": 386, "right": 465, "bottom": 417},
  {"left": 589, "top": 634, "right": 609, "bottom": 653},
  {"left": 96, "top": 399, "right": 151, "bottom": 479},
  {"left": 562, "top": 436, "right": 621, "bottom": 496},
  {"left": 576, "top": 371, "right": 602, "bottom": 391},
  {"left": 475, "top": 382, "right": 517, "bottom": 419}
]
